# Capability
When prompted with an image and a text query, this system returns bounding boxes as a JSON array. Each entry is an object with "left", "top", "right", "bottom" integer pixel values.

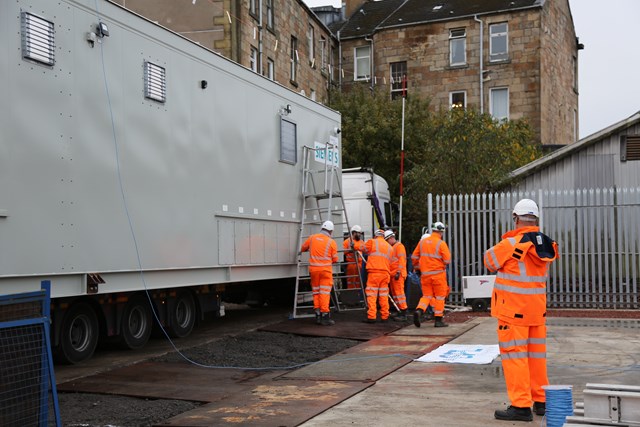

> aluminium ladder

[{"left": 292, "top": 143, "right": 367, "bottom": 319}]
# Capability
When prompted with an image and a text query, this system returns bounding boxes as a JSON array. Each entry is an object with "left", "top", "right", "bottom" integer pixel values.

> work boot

[
  {"left": 320, "top": 313, "right": 335, "bottom": 326},
  {"left": 393, "top": 310, "right": 407, "bottom": 321},
  {"left": 494, "top": 405, "right": 533, "bottom": 422},
  {"left": 413, "top": 309, "right": 423, "bottom": 327},
  {"left": 434, "top": 317, "right": 448, "bottom": 327},
  {"left": 533, "top": 402, "right": 545, "bottom": 416},
  {"left": 315, "top": 310, "right": 321, "bottom": 325}
]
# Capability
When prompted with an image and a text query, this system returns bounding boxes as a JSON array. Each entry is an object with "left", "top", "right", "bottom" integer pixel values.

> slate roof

[{"left": 337, "top": 0, "right": 545, "bottom": 39}]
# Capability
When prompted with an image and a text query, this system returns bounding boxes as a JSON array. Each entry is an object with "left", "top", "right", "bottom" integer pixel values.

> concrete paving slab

[{"left": 300, "top": 317, "right": 640, "bottom": 427}]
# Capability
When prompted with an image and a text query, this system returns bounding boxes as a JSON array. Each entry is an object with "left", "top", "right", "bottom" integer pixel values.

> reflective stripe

[
  {"left": 435, "top": 296, "right": 445, "bottom": 301},
  {"left": 507, "top": 237, "right": 517, "bottom": 246},
  {"left": 496, "top": 272, "right": 548, "bottom": 284},
  {"left": 529, "top": 338, "right": 546, "bottom": 345},
  {"left": 528, "top": 352, "right": 546, "bottom": 359},
  {"left": 486, "top": 248, "right": 500, "bottom": 270},
  {"left": 500, "top": 351, "right": 528, "bottom": 360},
  {"left": 499, "top": 339, "right": 530, "bottom": 349},
  {"left": 370, "top": 240, "right": 392, "bottom": 261},
  {"left": 494, "top": 282, "right": 546, "bottom": 295},
  {"left": 421, "top": 270, "right": 445, "bottom": 276},
  {"left": 420, "top": 252, "right": 442, "bottom": 259}
]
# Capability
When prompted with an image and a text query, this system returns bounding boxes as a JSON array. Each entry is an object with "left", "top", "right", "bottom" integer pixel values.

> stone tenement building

[
  {"left": 111, "top": 0, "right": 580, "bottom": 147},
  {"left": 334, "top": 0, "right": 581, "bottom": 148},
  {"left": 111, "top": 0, "right": 338, "bottom": 104}
]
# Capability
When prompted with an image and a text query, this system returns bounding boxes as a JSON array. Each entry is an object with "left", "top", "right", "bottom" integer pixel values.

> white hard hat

[
  {"left": 321, "top": 220, "right": 334, "bottom": 231},
  {"left": 374, "top": 229, "right": 385, "bottom": 237},
  {"left": 431, "top": 221, "right": 446, "bottom": 232},
  {"left": 512, "top": 199, "right": 539, "bottom": 218},
  {"left": 384, "top": 230, "right": 395, "bottom": 240},
  {"left": 351, "top": 225, "right": 362, "bottom": 233}
]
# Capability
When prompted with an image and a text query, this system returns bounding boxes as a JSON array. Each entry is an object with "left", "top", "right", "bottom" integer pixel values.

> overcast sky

[{"left": 303, "top": 0, "right": 640, "bottom": 139}]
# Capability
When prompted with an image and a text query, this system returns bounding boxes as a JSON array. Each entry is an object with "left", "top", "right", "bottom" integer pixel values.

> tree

[{"left": 329, "top": 86, "right": 540, "bottom": 245}]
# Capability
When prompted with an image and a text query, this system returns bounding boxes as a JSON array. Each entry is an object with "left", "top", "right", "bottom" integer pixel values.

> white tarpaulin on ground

[{"left": 415, "top": 344, "right": 500, "bottom": 364}]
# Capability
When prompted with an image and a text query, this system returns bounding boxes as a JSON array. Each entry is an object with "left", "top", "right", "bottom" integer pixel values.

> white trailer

[
  {"left": 462, "top": 275, "right": 496, "bottom": 311},
  {"left": 0, "top": 0, "right": 341, "bottom": 363},
  {"left": 342, "top": 168, "right": 396, "bottom": 240}
]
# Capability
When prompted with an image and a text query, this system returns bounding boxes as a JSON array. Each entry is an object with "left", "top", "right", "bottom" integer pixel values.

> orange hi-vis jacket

[
  {"left": 364, "top": 236, "right": 392, "bottom": 273},
  {"left": 484, "top": 226, "right": 558, "bottom": 326},
  {"left": 390, "top": 242, "right": 407, "bottom": 278},
  {"left": 301, "top": 232, "right": 338, "bottom": 272},
  {"left": 343, "top": 238, "right": 365, "bottom": 263},
  {"left": 411, "top": 233, "right": 451, "bottom": 275}
]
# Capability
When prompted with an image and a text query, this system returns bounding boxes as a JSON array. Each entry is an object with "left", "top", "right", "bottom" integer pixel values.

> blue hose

[{"left": 543, "top": 385, "right": 574, "bottom": 427}]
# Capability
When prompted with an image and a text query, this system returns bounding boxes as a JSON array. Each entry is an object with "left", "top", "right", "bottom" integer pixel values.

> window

[
  {"left": 21, "top": 12, "right": 55, "bottom": 66},
  {"left": 621, "top": 135, "right": 640, "bottom": 162},
  {"left": 354, "top": 46, "right": 371, "bottom": 81},
  {"left": 390, "top": 61, "right": 407, "bottom": 100},
  {"left": 267, "top": 57, "right": 274, "bottom": 80},
  {"left": 450, "top": 91, "right": 466, "bottom": 109},
  {"left": 489, "top": 23, "right": 508, "bottom": 61},
  {"left": 290, "top": 36, "right": 298, "bottom": 83},
  {"left": 310, "top": 89, "right": 316, "bottom": 101},
  {"left": 143, "top": 61, "right": 166, "bottom": 103},
  {"left": 307, "top": 24, "right": 315, "bottom": 66},
  {"left": 249, "top": 0, "right": 258, "bottom": 18},
  {"left": 280, "top": 118, "right": 297, "bottom": 164},
  {"left": 266, "top": 0, "right": 274, "bottom": 29},
  {"left": 249, "top": 46, "right": 258, "bottom": 72},
  {"left": 490, "top": 87, "right": 509, "bottom": 121},
  {"left": 573, "top": 55, "right": 578, "bottom": 92},
  {"left": 449, "top": 28, "right": 466, "bottom": 66},
  {"left": 320, "top": 36, "right": 327, "bottom": 72},
  {"left": 329, "top": 46, "right": 335, "bottom": 81}
]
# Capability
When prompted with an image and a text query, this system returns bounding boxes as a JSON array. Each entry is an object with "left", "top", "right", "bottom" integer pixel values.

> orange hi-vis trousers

[
  {"left": 497, "top": 321, "right": 548, "bottom": 407},
  {"left": 365, "top": 270, "right": 390, "bottom": 320},
  {"left": 345, "top": 262, "right": 361, "bottom": 289},
  {"left": 389, "top": 276, "right": 408, "bottom": 310},
  {"left": 310, "top": 269, "right": 334, "bottom": 313},
  {"left": 415, "top": 272, "right": 448, "bottom": 316}
]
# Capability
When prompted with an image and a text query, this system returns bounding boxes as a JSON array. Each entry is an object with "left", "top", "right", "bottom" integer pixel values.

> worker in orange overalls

[
  {"left": 300, "top": 220, "right": 339, "bottom": 326},
  {"left": 384, "top": 229, "right": 409, "bottom": 321},
  {"left": 362, "top": 229, "right": 393, "bottom": 323},
  {"left": 484, "top": 199, "right": 558, "bottom": 422},
  {"left": 411, "top": 222, "right": 451, "bottom": 328},
  {"left": 343, "top": 225, "right": 365, "bottom": 289}
]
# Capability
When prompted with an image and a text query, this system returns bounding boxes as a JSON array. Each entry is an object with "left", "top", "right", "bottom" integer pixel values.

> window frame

[
  {"left": 449, "top": 28, "right": 466, "bottom": 67},
  {"left": 390, "top": 61, "right": 407, "bottom": 100},
  {"left": 449, "top": 91, "right": 466, "bottom": 109},
  {"left": 307, "top": 24, "right": 315, "bottom": 67},
  {"left": 489, "top": 22, "right": 509, "bottom": 62},
  {"left": 249, "top": 0, "right": 259, "bottom": 20},
  {"left": 266, "top": 0, "right": 274, "bottom": 30},
  {"left": 290, "top": 36, "right": 298, "bottom": 84},
  {"left": 249, "top": 46, "right": 258, "bottom": 72},
  {"left": 354, "top": 45, "right": 371, "bottom": 81},
  {"left": 490, "top": 87, "right": 509, "bottom": 121},
  {"left": 267, "top": 57, "right": 275, "bottom": 80}
]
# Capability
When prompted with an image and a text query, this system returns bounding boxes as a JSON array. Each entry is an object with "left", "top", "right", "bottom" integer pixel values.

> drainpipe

[
  {"left": 364, "top": 35, "right": 374, "bottom": 91},
  {"left": 337, "top": 30, "right": 342, "bottom": 88},
  {"left": 258, "top": 0, "right": 263, "bottom": 74},
  {"left": 474, "top": 15, "right": 484, "bottom": 113}
]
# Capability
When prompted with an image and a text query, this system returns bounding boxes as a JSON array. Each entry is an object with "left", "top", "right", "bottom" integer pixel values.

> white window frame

[
  {"left": 266, "top": 0, "right": 274, "bottom": 29},
  {"left": 450, "top": 91, "right": 466, "bottom": 109},
  {"left": 250, "top": 46, "right": 258, "bottom": 72},
  {"left": 307, "top": 24, "right": 315, "bottom": 66},
  {"left": 290, "top": 36, "right": 298, "bottom": 83},
  {"left": 449, "top": 28, "right": 466, "bottom": 66},
  {"left": 390, "top": 61, "right": 407, "bottom": 100},
  {"left": 320, "top": 36, "right": 327, "bottom": 72},
  {"left": 354, "top": 45, "right": 371, "bottom": 81},
  {"left": 267, "top": 57, "right": 274, "bottom": 80},
  {"left": 249, "top": 0, "right": 259, "bottom": 17},
  {"left": 489, "top": 22, "right": 508, "bottom": 62},
  {"left": 490, "top": 87, "right": 509, "bottom": 121}
]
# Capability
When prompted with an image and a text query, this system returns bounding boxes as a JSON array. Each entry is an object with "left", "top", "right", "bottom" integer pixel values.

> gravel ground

[{"left": 56, "top": 309, "right": 640, "bottom": 426}]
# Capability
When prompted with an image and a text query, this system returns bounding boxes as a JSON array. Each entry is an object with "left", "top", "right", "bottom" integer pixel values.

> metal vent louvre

[
  {"left": 625, "top": 135, "right": 640, "bottom": 161},
  {"left": 21, "top": 12, "right": 55, "bottom": 66},
  {"left": 143, "top": 61, "right": 166, "bottom": 103}
]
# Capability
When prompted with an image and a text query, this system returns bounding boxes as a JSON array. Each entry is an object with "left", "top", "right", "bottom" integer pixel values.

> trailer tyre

[
  {"left": 118, "top": 296, "right": 153, "bottom": 350},
  {"left": 471, "top": 298, "right": 489, "bottom": 312},
  {"left": 168, "top": 291, "right": 196, "bottom": 338},
  {"left": 55, "top": 302, "right": 99, "bottom": 364}
]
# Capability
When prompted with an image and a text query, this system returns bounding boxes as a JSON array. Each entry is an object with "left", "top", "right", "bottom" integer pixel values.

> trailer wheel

[
  {"left": 54, "top": 302, "right": 99, "bottom": 364},
  {"left": 118, "top": 296, "right": 152, "bottom": 350},
  {"left": 168, "top": 291, "right": 196, "bottom": 338},
  {"left": 471, "top": 298, "right": 489, "bottom": 312}
]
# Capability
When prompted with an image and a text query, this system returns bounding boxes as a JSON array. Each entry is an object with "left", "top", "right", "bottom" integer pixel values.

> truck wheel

[
  {"left": 167, "top": 291, "right": 196, "bottom": 338},
  {"left": 471, "top": 298, "right": 489, "bottom": 312},
  {"left": 118, "top": 296, "right": 152, "bottom": 350},
  {"left": 54, "top": 302, "right": 99, "bottom": 364}
]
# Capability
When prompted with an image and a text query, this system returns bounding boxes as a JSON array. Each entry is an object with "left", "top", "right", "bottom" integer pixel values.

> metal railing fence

[{"left": 430, "top": 188, "right": 640, "bottom": 309}]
